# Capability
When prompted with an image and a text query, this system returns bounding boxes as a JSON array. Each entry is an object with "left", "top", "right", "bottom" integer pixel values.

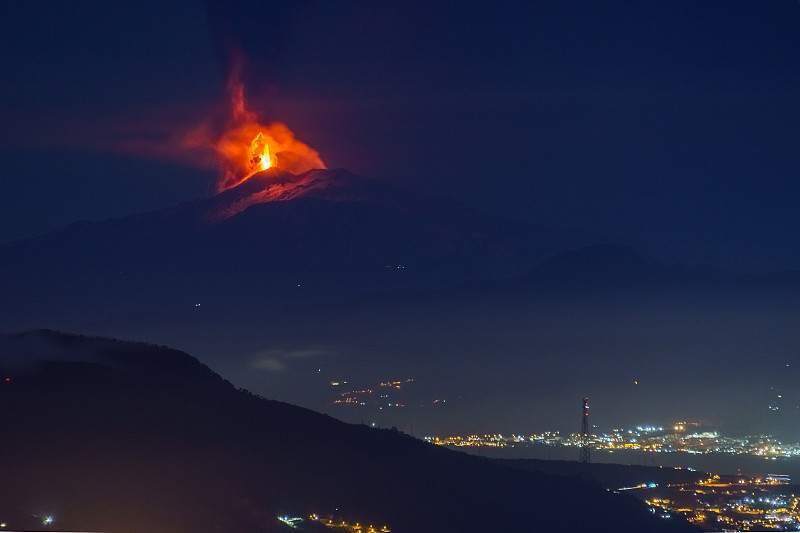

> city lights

[
  {"left": 427, "top": 425, "right": 800, "bottom": 459},
  {"left": 639, "top": 475, "right": 800, "bottom": 530}
]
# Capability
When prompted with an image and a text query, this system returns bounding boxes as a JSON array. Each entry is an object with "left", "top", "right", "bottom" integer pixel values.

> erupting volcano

[{"left": 209, "top": 76, "right": 325, "bottom": 192}]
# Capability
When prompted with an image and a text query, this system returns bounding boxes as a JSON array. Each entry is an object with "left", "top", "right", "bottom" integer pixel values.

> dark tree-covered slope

[{"left": 0, "top": 330, "right": 695, "bottom": 533}]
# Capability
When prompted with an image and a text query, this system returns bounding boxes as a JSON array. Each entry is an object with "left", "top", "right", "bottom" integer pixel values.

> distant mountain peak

[
  {"left": 523, "top": 243, "right": 653, "bottom": 285},
  {"left": 521, "top": 243, "right": 749, "bottom": 289}
]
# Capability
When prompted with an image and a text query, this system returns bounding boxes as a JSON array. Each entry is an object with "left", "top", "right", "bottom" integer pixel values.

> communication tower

[{"left": 580, "top": 397, "right": 590, "bottom": 463}]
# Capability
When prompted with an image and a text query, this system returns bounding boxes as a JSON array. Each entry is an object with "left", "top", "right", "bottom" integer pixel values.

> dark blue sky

[{"left": 1, "top": 0, "right": 798, "bottom": 271}]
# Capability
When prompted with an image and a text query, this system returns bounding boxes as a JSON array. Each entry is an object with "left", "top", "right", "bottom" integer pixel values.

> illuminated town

[
  {"left": 426, "top": 423, "right": 800, "bottom": 530},
  {"left": 425, "top": 423, "right": 800, "bottom": 531},
  {"left": 278, "top": 514, "right": 391, "bottom": 532},
  {"left": 332, "top": 378, "right": 414, "bottom": 408},
  {"left": 630, "top": 474, "right": 800, "bottom": 531},
  {"left": 426, "top": 422, "right": 800, "bottom": 459},
  {"left": 330, "top": 378, "right": 447, "bottom": 410}
]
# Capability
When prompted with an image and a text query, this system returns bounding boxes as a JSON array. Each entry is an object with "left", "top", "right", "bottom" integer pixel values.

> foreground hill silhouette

[{"left": 0, "top": 330, "right": 696, "bottom": 533}]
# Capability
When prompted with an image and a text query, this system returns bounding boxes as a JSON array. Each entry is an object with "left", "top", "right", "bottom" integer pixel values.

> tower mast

[{"left": 580, "top": 397, "right": 591, "bottom": 463}]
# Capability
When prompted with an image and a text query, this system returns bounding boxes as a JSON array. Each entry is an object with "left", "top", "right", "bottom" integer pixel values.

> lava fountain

[{"left": 210, "top": 78, "right": 326, "bottom": 192}]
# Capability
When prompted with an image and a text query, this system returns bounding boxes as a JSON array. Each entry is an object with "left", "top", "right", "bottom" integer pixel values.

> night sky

[
  {"left": 3, "top": 1, "right": 800, "bottom": 442},
  {"left": 2, "top": 0, "right": 799, "bottom": 272}
]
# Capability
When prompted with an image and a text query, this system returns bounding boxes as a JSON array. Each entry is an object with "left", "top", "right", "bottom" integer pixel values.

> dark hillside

[
  {"left": 0, "top": 330, "right": 696, "bottom": 533},
  {"left": 495, "top": 458, "right": 707, "bottom": 489}
]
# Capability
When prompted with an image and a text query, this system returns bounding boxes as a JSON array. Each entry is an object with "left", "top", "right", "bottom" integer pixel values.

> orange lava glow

[{"left": 210, "top": 78, "right": 325, "bottom": 191}]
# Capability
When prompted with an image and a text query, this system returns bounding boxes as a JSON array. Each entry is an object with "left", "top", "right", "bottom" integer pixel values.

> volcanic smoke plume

[{"left": 187, "top": 69, "right": 325, "bottom": 192}]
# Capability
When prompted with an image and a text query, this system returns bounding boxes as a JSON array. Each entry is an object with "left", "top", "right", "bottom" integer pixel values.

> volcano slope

[
  {"left": 0, "top": 168, "right": 597, "bottom": 331},
  {"left": 0, "top": 330, "right": 695, "bottom": 533}
]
